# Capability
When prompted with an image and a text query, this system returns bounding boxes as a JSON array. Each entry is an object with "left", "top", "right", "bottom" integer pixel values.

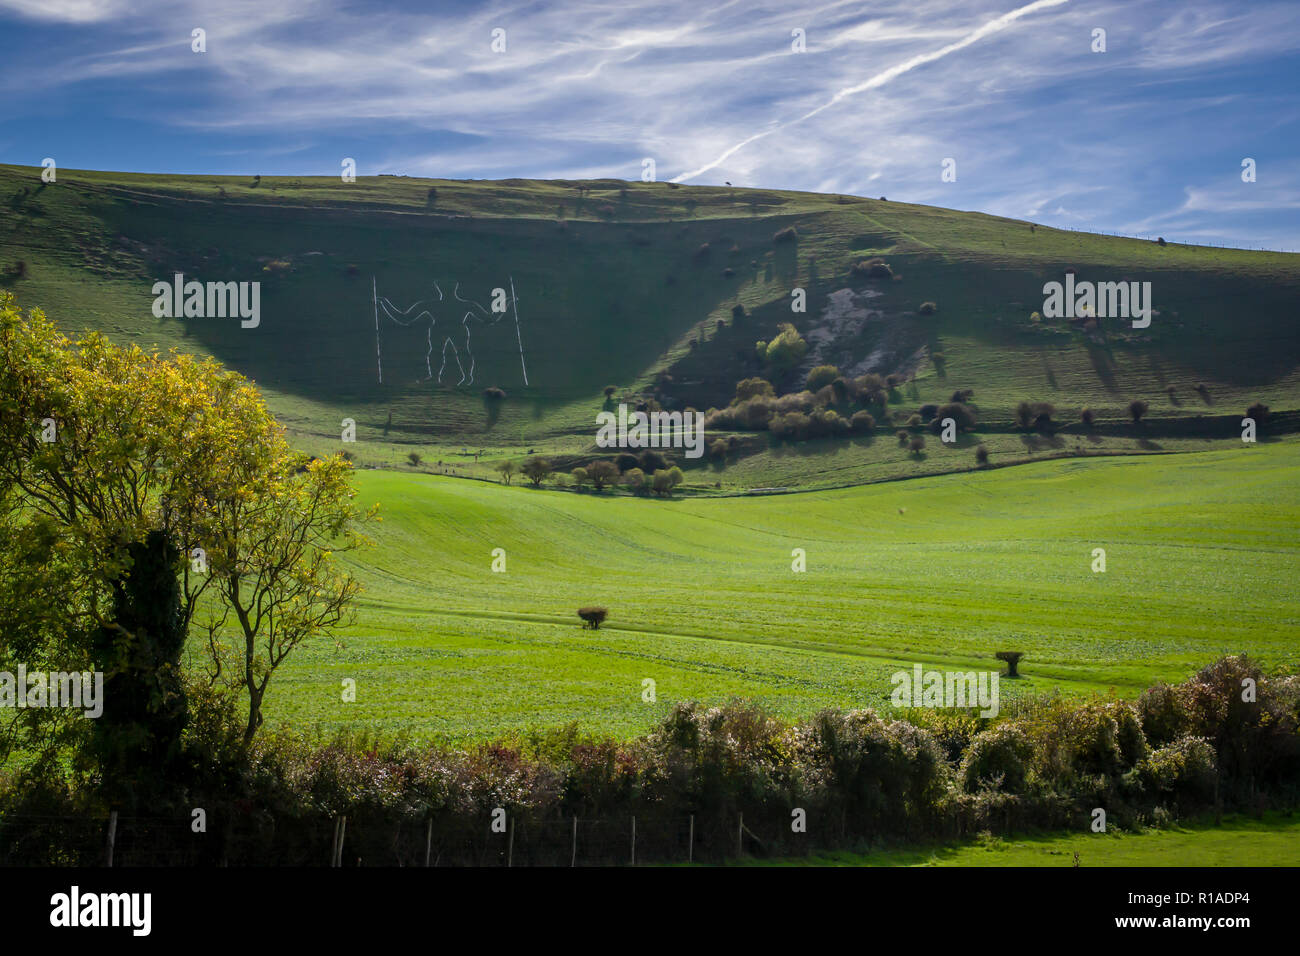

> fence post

[
  {"left": 425, "top": 818, "right": 433, "bottom": 867},
  {"left": 737, "top": 813, "right": 743, "bottom": 858},
  {"left": 571, "top": 817, "right": 577, "bottom": 867},
  {"left": 335, "top": 815, "right": 347, "bottom": 867},
  {"left": 105, "top": 811, "right": 118, "bottom": 868},
  {"left": 688, "top": 815, "right": 694, "bottom": 864},
  {"left": 506, "top": 816, "right": 514, "bottom": 868},
  {"left": 630, "top": 816, "right": 636, "bottom": 866}
]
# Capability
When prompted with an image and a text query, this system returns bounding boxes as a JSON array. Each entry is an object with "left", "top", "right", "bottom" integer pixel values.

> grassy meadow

[{"left": 256, "top": 436, "right": 1300, "bottom": 742}]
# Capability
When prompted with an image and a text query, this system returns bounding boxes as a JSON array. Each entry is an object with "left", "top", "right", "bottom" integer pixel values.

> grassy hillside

[
  {"left": 2, "top": 164, "right": 1297, "bottom": 491},
  {"left": 259, "top": 437, "right": 1300, "bottom": 742}
]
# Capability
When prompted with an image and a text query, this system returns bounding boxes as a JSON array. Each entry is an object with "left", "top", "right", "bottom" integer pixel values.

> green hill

[{"left": 2, "top": 164, "right": 1298, "bottom": 491}]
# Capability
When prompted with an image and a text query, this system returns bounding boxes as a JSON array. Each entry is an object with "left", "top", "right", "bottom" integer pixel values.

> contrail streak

[{"left": 671, "top": 0, "right": 1069, "bottom": 183}]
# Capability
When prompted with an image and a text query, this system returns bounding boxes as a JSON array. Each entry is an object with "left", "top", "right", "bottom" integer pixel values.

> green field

[
  {"left": 256, "top": 437, "right": 1300, "bottom": 742},
  {"left": 746, "top": 813, "right": 1300, "bottom": 866}
]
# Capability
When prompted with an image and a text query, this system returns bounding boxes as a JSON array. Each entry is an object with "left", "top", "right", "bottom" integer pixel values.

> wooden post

[
  {"left": 105, "top": 811, "right": 118, "bottom": 868},
  {"left": 738, "top": 813, "right": 744, "bottom": 858},
  {"left": 688, "top": 815, "right": 694, "bottom": 864},
  {"left": 571, "top": 817, "right": 577, "bottom": 867},
  {"left": 506, "top": 816, "right": 515, "bottom": 868},
  {"left": 630, "top": 816, "right": 636, "bottom": 866},
  {"left": 335, "top": 816, "right": 347, "bottom": 867},
  {"left": 331, "top": 816, "right": 340, "bottom": 867},
  {"left": 425, "top": 818, "right": 433, "bottom": 867}
]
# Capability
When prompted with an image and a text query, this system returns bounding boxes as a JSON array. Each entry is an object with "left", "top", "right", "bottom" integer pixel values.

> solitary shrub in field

[
  {"left": 588, "top": 460, "right": 618, "bottom": 490},
  {"left": 806, "top": 364, "right": 839, "bottom": 392},
  {"left": 1246, "top": 401, "right": 1269, "bottom": 423},
  {"left": 773, "top": 226, "right": 797, "bottom": 243},
  {"left": 603, "top": 385, "right": 617, "bottom": 398},
  {"left": 495, "top": 460, "right": 516, "bottom": 484},
  {"left": 483, "top": 385, "right": 506, "bottom": 402},
  {"left": 896, "top": 429, "right": 909, "bottom": 446},
  {"left": 918, "top": 301, "right": 937, "bottom": 315},
  {"left": 908, "top": 435, "right": 926, "bottom": 457},
  {"left": 1128, "top": 399, "right": 1148, "bottom": 423},
  {"left": 1081, "top": 407, "right": 1095, "bottom": 426},
  {"left": 851, "top": 410, "right": 875, "bottom": 433},
  {"left": 996, "top": 651, "right": 1024, "bottom": 677},
  {"left": 731, "top": 303, "right": 747, "bottom": 323},
  {"left": 709, "top": 439, "right": 728, "bottom": 462},
  {"left": 577, "top": 606, "right": 609, "bottom": 629},
  {"left": 975, "top": 444, "right": 989, "bottom": 466},
  {"left": 407, "top": 452, "right": 422, "bottom": 467},
  {"left": 522, "top": 457, "right": 553, "bottom": 487}
]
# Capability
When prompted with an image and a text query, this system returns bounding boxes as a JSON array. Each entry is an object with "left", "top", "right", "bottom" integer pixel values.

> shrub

[
  {"left": 1128, "top": 399, "right": 1148, "bottom": 423},
  {"left": 622, "top": 467, "right": 646, "bottom": 491},
  {"left": 918, "top": 301, "right": 937, "bottom": 315},
  {"left": 651, "top": 466, "right": 684, "bottom": 497},
  {"left": 407, "top": 452, "right": 422, "bottom": 467},
  {"left": 615, "top": 453, "right": 639, "bottom": 473},
  {"left": 962, "top": 725, "right": 1033, "bottom": 794},
  {"left": 709, "top": 439, "right": 728, "bottom": 461},
  {"left": 495, "top": 460, "right": 516, "bottom": 484},
  {"left": 919, "top": 403, "right": 939, "bottom": 421},
  {"left": 896, "top": 430, "right": 909, "bottom": 446},
  {"left": 806, "top": 364, "right": 839, "bottom": 392},
  {"left": 577, "top": 606, "right": 609, "bottom": 629},
  {"left": 773, "top": 226, "right": 797, "bottom": 243},
  {"left": 483, "top": 386, "right": 506, "bottom": 402},
  {"left": 587, "top": 460, "right": 618, "bottom": 490},
  {"left": 731, "top": 303, "right": 747, "bottom": 322},
  {"left": 639, "top": 450, "right": 669, "bottom": 473},
  {"left": 1081, "top": 407, "right": 1094, "bottom": 426},
  {"left": 975, "top": 445, "right": 989, "bottom": 465},
  {"left": 522, "top": 457, "right": 553, "bottom": 487},
  {"left": 758, "top": 323, "right": 807, "bottom": 374},
  {"left": 906, "top": 414, "right": 922, "bottom": 428},
  {"left": 950, "top": 388, "right": 974, "bottom": 403},
  {"left": 908, "top": 435, "right": 926, "bottom": 456},
  {"left": 933, "top": 402, "right": 977, "bottom": 432},
  {"left": 995, "top": 651, "right": 1024, "bottom": 676},
  {"left": 603, "top": 385, "right": 617, "bottom": 398},
  {"left": 851, "top": 258, "right": 893, "bottom": 280},
  {"left": 1246, "top": 401, "right": 1269, "bottom": 423},
  {"left": 733, "top": 377, "right": 774, "bottom": 403},
  {"left": 850, "top": 410, "right": 875, "bottom": 433},
  {"left": 571, "top": 467, "right": 588, "bottom": 490},
  {"left": 1016, "top": 401, "right": 1054, "bottom": 430},
  {"left": 1131, "top": 736, "right": 1216, "bottom": 801}
]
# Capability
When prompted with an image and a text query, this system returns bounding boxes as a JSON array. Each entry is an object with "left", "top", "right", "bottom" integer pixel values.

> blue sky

[{"left": 2, "top": 0, "right": 1297, "bottom": 249}]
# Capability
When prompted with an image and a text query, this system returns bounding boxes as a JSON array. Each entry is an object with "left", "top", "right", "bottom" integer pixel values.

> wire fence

[{"left": 0, "top": 807, "right": 835, "bottom": 867}]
